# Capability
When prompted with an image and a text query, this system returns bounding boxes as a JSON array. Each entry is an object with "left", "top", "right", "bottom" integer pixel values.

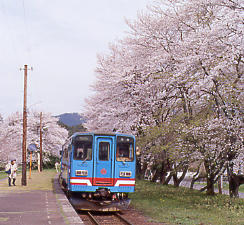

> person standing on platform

[
  {"left": 55, "top": 162, "right": 60, "bottom": 173},
  {"left": 5, "top": 160, "right": 17, "bottom": 186}
]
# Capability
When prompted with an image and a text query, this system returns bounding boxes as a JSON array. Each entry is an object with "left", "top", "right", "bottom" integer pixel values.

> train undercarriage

[
  {"left": 60, "top": 178, "right": 131, "bottom": 211},
  {"left": 69, "top": 190, "right": 131, "bottom": 211}
]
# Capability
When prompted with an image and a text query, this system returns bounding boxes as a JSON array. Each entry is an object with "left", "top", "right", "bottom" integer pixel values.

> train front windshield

[
  {"left": 73, "top": 135, "right": 93, "bottom": 161},
  {"left": 116, "top": 136, "right": 134, "bottom": 162}
]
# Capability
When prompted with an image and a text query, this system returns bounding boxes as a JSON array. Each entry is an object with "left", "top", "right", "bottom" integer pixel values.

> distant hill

[{"left": 56, "top": 113, "right": 86, "bottom": 127}]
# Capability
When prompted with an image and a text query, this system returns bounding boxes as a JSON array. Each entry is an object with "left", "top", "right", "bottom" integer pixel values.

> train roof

[
  {"left": 63, "top": 132, "right": 135, "bottom": 147},
  {"left": 71, "top": 132, "right": 135, "bottom": 138}
]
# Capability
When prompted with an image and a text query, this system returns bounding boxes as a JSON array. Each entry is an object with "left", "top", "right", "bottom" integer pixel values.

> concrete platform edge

[{"left": 53, "top": 174, "right": 84, "bottom": 224}]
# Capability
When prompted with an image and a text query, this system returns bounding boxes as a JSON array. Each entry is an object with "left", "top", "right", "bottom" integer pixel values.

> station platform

[{"left": 0, "top": 173, "right": 83, "bottom": 225}]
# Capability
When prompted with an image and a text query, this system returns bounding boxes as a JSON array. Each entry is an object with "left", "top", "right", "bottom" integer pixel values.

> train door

[
  {"left": 61, "top": 142, "right": 69, "bottom": 184},
  {"left": 67, "top": 144, "right": 72, "bottom": 188},
  {"left": 93, "top": 136, "right": 114, "bottom": 186}
]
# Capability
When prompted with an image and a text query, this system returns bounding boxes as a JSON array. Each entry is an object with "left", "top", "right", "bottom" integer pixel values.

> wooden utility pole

[
  {"left": 40, "top": 112, "right": 43, "bottom": 172},
  {"left": 21, "top": 65, "right": 28, "bottom": 186}
]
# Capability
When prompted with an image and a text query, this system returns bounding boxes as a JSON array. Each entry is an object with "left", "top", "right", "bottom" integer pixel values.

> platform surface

[{"left": 0, "top": 172, "right": 83, "bottom": 225}]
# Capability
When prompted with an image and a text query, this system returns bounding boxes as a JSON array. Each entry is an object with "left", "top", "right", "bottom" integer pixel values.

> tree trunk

[
  {"left": 141, "top": 160, "right": 148, "bottom": 180},
  {"left": 152, "top": 168, "right": 160, "bottom": 182},
  {"left": 160, "top": 171, "right": 167, "bottom": 184},
  {"left": 206, "top": 177, "right": 215, "bottom": 195},
  {"left": 218, "top": 176, "right": 222, "bottom": 194},
  {"left": 172, "top": 167, "right": 188, "bottom": 187},
  {"left": 160, "top": 156, "right": 170, "bottom": 184},
  {"left": 190, "top": 163, "right": 203, "bottom": 189},
  {"left": 163, "top": 172, "right": 173, "bottom": 185},
  {"left": 204, "top": 160, "right": 215, "bottom": 195},
  {"left": 229, "top": 174, "right": 244, "bottom": 198},
  {"left": 172, "top": 173, "right": 179, "bottom": 187},
  {"left": 136, "top": 155, "right": 142, "bottom": 179}
]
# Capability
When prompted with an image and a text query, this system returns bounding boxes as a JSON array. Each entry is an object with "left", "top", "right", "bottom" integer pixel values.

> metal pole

[
  {"left": 21, "top": 65, "right": 28, "bottom": 186},
  {"left": 37, "top": 152, "right": 40, "bottom": 172},
  {"left": 29, "top": 152, "right": 32, "bottom": 179},
  {"left": 40, "top": 112, "right": 43, "bottom": 172}
]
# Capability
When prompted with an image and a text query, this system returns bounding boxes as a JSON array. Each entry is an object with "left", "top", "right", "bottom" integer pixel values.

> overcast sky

[{"left": 0, "top": 0, "right": 153, "bottom": 118}]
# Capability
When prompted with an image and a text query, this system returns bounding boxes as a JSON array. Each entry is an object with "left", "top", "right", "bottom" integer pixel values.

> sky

[{"left": 0, "top": 0, "right": 153, "bottom": 118}]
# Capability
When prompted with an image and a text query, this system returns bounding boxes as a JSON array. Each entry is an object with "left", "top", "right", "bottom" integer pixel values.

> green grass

[
  {"left": 0, "top": 169, "right": 57, "bottom": 191},
  {"left": 130, "top": 180, "right": 244, "bottom": 225},
  {"left": 0, "top": 171, "right": 7, "bottom": 180},
  {"left": 239, "top": 185, "right": 244, "bottom": 192}
]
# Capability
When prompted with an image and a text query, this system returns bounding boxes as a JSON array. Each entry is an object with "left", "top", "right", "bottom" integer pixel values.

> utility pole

[
  {"left": 20, "top": 65, "right": 28, "bottom": 186},
  {"left": 40, "top": 112, "right": 43, "bottom": 172}
]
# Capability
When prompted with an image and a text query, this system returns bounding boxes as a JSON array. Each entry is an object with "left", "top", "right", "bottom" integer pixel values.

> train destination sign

[{"left": 74, "top": 135, "right": 93, "bottom": 142}]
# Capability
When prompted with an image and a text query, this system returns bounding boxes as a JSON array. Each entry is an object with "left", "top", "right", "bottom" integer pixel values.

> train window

[
  {"left": 66, "top": 148, "right": 69, "bottom": 158},
  {"left": 116, "top": 136, "right": 134, "bottom": 162},
  {"left": 73, "top": 135, "right": 93, "bottom": 161},
  {"left": 62, "top": 141, "right": 69, "bottom": 161},
  {"left": 63, "top": 147, "right": 68, "bottom": 159},
  {"left": 99, "top": 142, "right": 110, "bottom": 161}
]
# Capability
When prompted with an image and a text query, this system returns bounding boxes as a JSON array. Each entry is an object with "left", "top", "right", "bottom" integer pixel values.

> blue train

[{"left": 59, "top": 132, "right": 136, "bottom": 211}]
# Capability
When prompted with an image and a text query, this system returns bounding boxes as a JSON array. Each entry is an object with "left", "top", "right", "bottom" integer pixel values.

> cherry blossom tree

[
  {"left": 84, "top": 0, "right": 243, "bottom": 193},
  {"left": 0, "top": 111, "right": 68, "bottom": 165},
  {"left": 0, "top": 112, "right": 23, "bottom": 163},
  {"left": 186, "top": 116, "right": 243, "bottom": 195},
  {"left": 27, "top": 111, "right": 68, "bottom": 162}
]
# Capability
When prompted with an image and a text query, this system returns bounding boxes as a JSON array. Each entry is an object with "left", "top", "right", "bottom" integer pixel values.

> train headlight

[
  {"left": 76, "top": 170, "right": 88, "bottom": 176},
  {"left": 119, "top": 171, "right": 132, "bottom": 177}
]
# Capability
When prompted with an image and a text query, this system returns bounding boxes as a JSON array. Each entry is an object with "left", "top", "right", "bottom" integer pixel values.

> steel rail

[
  {"left": 114, "top": 212, "right": 133, "bottom": 225},
  {"left": 87, "top": 211, "right": 100, "bottom": 225}
]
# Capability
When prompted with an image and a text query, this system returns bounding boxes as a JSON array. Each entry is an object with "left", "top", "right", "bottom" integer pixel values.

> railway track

[{"left": 78, "top": 211, "right": 133, "bottom": 225}]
